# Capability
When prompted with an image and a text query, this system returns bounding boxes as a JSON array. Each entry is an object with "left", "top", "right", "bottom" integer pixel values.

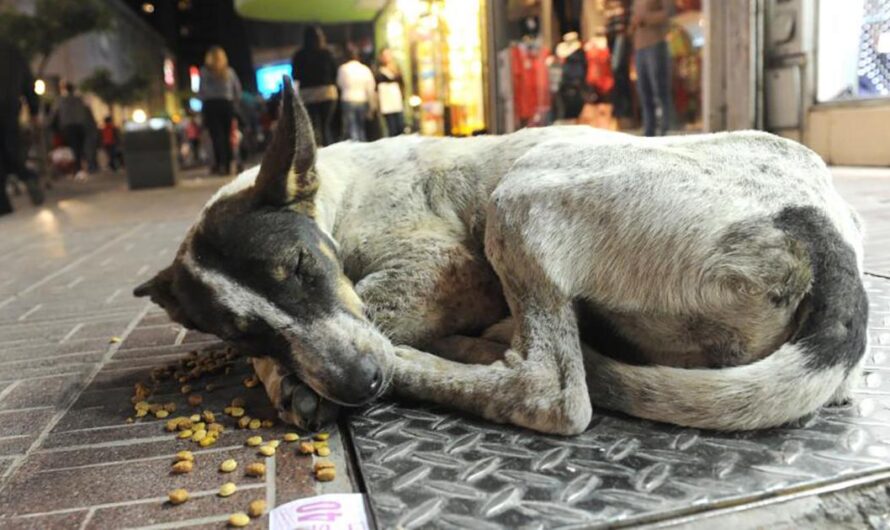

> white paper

[{"left": 270, "top": 493, "right": 371, "bottom": 530}]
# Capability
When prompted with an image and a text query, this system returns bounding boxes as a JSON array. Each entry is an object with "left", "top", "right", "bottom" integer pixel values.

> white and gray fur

[{"left": 140, "top": 85, "right": 868, "bottom": 434}]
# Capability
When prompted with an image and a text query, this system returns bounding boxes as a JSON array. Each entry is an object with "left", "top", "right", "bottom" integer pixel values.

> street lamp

[
  {"left": 132, "top": 109, "right": 148, "bottom": 124},
  {"left": 34, "top": 79, "right": 46, "bottom": 96}
]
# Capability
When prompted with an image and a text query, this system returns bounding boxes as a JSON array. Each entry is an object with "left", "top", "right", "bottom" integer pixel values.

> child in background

[
  {"left": 101, "top": 117, "right": 123, "bottom": 171},
  {"left": 185, "top": 113, "right": 202, "bottom": 166}
]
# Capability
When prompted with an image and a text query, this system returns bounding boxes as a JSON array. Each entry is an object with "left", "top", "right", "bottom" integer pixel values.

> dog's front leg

[
  {"left": 250, "top": 357, "right": 340, "bottom": 430},
  {"left": 387, "top": 301, "right": 592, "bottom": 435}
]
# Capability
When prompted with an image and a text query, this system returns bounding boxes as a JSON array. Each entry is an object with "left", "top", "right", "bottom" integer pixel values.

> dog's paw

[{"left": 278, "top": 375, "right": 340, "bottom": 430}]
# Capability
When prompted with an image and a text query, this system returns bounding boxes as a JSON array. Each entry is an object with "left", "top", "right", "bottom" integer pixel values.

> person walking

[
  {"left": 51, "top": 83, "right": 94, "bottom": 179},
  {"left": 100, "top": 116, "right": 123, "bottom": 171},
  {"left": 375, "top": 48, "right": 405, "bottom": 137},
  {"left": 631, "top": 0, "right": 673, "bottom": 136},
  {"left": 199, "top": 46, "right": 241, "bottom": 175},
  {"left": 291, "top": 26, "right": 339, "bottom": 147},
  {"left": 0, "top": 38, "right": 44, "bottom": 215},
  {"left": 337, "top": 47, "right": 376, "bottom": 142}
]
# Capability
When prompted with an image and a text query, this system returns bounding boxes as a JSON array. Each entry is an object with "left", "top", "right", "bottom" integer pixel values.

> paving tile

[
  {"left": 4, "top": 511, "right": 88, "bottom": 529},
  {"left": 0, "top": 445, "right": 267, "bottom": 515},
  {"left": 86, "top": 487, "right": 265, "bottom": 529},
  {"left": 120, "top": 326, "right": 182, "bottom": 350},
  {"left": 0, "top": 374, "right": 86, "bottom": 411},
  {"left": 0, "top": 436, "right": 36, "bottom": 457},
  {"left": 0, "top": 409, "right": 56, "bottom": 439}
]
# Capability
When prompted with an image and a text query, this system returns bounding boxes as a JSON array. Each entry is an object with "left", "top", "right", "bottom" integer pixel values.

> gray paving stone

[{"left": 3, "top": 511, "right": 88, "bottom": 529}]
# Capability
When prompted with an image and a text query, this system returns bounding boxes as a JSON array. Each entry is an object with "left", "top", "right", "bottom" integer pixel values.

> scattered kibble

[
  {"left": 316, "top": 466, "right": 335, "bottom": 482},
  {"left": 246, "top": 436, "right": 262, "bottom": 447},
  {"left": 187, "top": 394, "right": 203, "bottom": 407},
  {"left": 163, "top": 402, "right": 177, "bottom": 412},
  {"left": 245, "top": 462, "right": 266, "bottom": 477},
  {"left": 202, "top": 410, "right": 215, "bottom": 423},
  {"left": 220, "top": 459, "right": 238, "bottom": 473},
  {"left": 313, "top": 441, "right": 328, "bottom": 452},
  {"left": 283, "top": 433, "right": 299, "bottom": 442},
  {"left": 231, "top": 397, "right": 246, "bottom": 408},
  {"left": 298, "top": 441, "right": 315, "bottom": 455},
  {"left": 268, "top": 440, "right": 280, "bottom": 449},
  {"left": 110, "top": 336, "right": 122, "bottom": 344},
  {"left": 178, "top": 429, "right": 193, "bottom": 439},
  {"left": 208, "top": 422, "right": 225, "bottom": 433},
  {"left": 199, "top": 435, "right": 217, "bottom": 447},
  {"left": 168, "top": 488, "right": 189, "bottom": 505},
  {"left": 191, "top": 429, "right": 207, "bottom": 442},
  {"left": 314, "top": 433, "right": 330, "bottom": 441},
  {"left": 155, "top": 410, "right": 169, "bottom": 419},
  {"left": 175, "top": 451, "right": 194, "bottom": 462},
  {"left": 316, "top": 446, "right": 331, "bottom": 457},
  {"left": 180, "top": 385, "right": 192, "bottom": 395},
  {"left": 261, "top": 419, "right": 274, "bottom": 429},
  {"left": 230, "top": 407, "right": 245, "bottom": 418},
  {"left": 258, "top": 445, "right": 275, "bottom": 457},
  {"left": 238, "top": 416, "right": 252, "bottom": 429},
  {"left": 228, "top": 512, "right": 250, "bottom": 527},
  {"left": 248, "top": 499, "right": 267, "bottom": 517},
  {"left": 219, "top": 482, "right": 237, "bottom": 497},
  {"left": 171, "top": 460, "right": 193, "bottom": 474},
  {"left": 243, "top": 376, "right": 259, "bottom": 388},
  {"left": 189, "top": 414, "right": 201, "bottom": 423},
  {"left": 248, "top": 419, "right": 261, "bottom": 430}
]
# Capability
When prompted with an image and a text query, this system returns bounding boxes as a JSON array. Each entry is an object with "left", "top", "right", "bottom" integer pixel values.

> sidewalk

[{"left": 0, "top": 163, "right": 888, "bottom": 528}]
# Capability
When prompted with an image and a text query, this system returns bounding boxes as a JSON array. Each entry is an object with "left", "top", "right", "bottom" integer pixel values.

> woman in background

[
  {"left": 292, "top": 26, "right": 339, "bottom": 146},
  {"left": 375, "top": 48, "right": 405, "bottom": 137},
  {"left": 337, "top": 46, "right": 376, "bottom": 142},
  {"left": 199, "top": 46, "right": 241, "bottom": 175}
]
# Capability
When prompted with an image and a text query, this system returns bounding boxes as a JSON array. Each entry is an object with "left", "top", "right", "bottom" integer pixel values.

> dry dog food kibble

[
  {"left": 298, "top": 441, "right": 315, "bottom": 455},
  {"left": 283, "top": 433, "right": 299, "bottom": 442},
  {"left": 268, "top": 440, "right": 280, "bottom": 449},
  {"left": 248, "top": 419, "right": 261, "bottom": 430},
  {"left": 230, "top": 407, "right": 245, "bottom": 418},
  {"left": 177, "top": 429, "right": 193, "bottom": 439},
  {"left": 231, "top": 398, "right": 246, "bottom": 408},
  {"left": 171, "top": 460, "right": 193, "bottom": 474},
  {"left": 208, "top": 422, "right": 224, "bottom": 433},
  {"left": 191, "top": 429, "right": 207, "bottom": 442},
  {"left": 316, "top": 446, "right": 331, "bottom": 457},
  {"left": 180, "top": 385, "right": 191, "bottom": 394},
  {"left": 245, "top": 462, "right": 266, "bottom": 477},
  {"left": 314, "top": 432, "right": 330, "bottom": 441},
  {"left": 202, "top": 410, "right": 215, "bottom": 423},
  {"left": 220, "top": 459, "right": 238, "bottom": 472},
  {"left": 189, "top": 414, "right": 201, "bottom": 423},
  {"left": 315, "top": 464, "right": 335, "bottom": 482},
  {"left": 246, "top": 436, "right": 262, "bottom": 447},
  {"left": 248, "top": 499, "right": 267, "bottom": 517},
  {"left": 243, "top": 376, "right": 259, "bottom": 388},
  {"left": 237, "top": 416, "right": 252, "bottom": 429},
  {"left": 154, "top": 410, "right": 169, "bottom": 419},
  {"left": 168, "top": 488, "right": 189, "bottom": 505},
  {"left": 261, "top": 419, "right": 274, "bottom": 428},
  {"left": 199, "top": 435, "right": 217, "bottom": 447},
  {"left": 219, "top": 482, "right": 237, "bottom": 497},
  {"left": 175, "top": 451, "right": 194, "bottom": 462},
  {"left": 228, "top": 512, "right": 250, "bottom": 527},
  {"left": 258, "top": 445, "right": 275, "bottom": 457},
  {"left": 187, "top": 394, "right": 203, "bottom": 407}
]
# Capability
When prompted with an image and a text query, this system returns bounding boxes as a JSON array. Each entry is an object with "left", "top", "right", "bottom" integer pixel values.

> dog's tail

[{"left": 586, "top": 206, "right": 869, "bottom": 430}]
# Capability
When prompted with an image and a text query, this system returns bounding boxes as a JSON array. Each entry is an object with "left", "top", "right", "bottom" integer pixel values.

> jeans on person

[
  {"left": 341, "top": 102, "right": 368, "bottom": 142},
  {"left": 635, "top": 41, "right": 672, "bottom": 136},
  {"left": 305, "top": 100, "right": 336, "bottom": 146},
  {"left": 383, "top": 112, "right": 404, "bottom": 137},
  {"left": 202, "top": 98, "right": 235, "bottom": 173},
  {"left": 62, "top": 124, "right": 86, "bottom": 170}
]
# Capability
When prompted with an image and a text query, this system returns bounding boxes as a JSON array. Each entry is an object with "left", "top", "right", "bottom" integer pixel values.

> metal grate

[{"left": 349, "top": 277, "right": 890, "bottom": 529}]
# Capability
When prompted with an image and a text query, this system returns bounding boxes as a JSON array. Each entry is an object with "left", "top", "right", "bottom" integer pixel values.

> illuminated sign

[
  {"left": 256, "top": 62, "right": 293, "bottom": 99},
  {"left": 164, "top": 58, "right": 175, "bottom": 87},
  {"left": 189, "top": 65, "right": 200, "bottom": 93}
]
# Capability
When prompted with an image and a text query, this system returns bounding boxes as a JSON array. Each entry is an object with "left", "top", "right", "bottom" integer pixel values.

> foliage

[
  {"left": 0, "top": 0, "right": 112, "bottom": 73},
  {"left": 80, "top": 68, "right": 150, "bottom": 107}
]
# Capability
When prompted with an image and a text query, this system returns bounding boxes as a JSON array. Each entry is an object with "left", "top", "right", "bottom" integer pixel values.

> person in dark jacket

[
  {"left": 0, "top": 38, "right": 44, "bottom": 215},
  {"left": 291, "top": 26, "right": 338, "bottom": 146}
]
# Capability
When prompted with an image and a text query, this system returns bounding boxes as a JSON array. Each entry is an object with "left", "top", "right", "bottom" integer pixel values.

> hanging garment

[
  {"left": 586, "top": 44, "right": 615, "bottom": 100},
  {"left": 510, "top": 42, "right": 552, "bottom": 124}
]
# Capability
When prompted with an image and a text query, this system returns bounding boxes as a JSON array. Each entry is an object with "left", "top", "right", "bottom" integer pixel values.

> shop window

[{"left": 817, "top": 0, "right": 890, "bottom": 102}]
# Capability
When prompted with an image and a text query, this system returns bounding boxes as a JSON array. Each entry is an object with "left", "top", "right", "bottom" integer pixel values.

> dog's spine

[{"left": 586, "top": 206, "right": 869, "bottom": 430}]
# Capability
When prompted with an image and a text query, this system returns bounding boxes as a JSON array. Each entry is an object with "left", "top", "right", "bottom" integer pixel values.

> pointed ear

[
  {"left": 254, "top": 76, "right": 318, "bottom": 209},
  {"left": 133, "top": 266, "right": 193, "bottom": 327}
]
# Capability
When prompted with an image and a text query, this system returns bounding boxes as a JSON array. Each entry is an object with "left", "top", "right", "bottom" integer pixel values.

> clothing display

[
  {"left": 585, "top": 39, "right": 614, "bottom": 101},
  {"left": 510, "top": 40, "right": 551, "bottom": 126}
]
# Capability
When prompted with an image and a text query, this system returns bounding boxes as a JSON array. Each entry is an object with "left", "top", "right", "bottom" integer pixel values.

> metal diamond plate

[{"left": 349, "top": 276, "right": 890, "bottom": 529}]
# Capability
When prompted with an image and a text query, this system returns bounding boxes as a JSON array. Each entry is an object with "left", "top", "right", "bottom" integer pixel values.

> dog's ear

[
  {"left": 254, "top": 75, "right": 318, "bottom": 210},
  {"left": 133, "top": 266, "right": 194, "bottom": 328}
]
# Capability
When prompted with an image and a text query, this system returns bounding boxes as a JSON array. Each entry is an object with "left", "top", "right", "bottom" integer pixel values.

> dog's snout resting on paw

[{"left": 135, "top": 75, "right": 868, "bottom": 435}]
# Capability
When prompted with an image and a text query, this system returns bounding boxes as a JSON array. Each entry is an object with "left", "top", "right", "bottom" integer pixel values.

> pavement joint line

[
  {"left": 0, "top": 434, "right": 30, "bottom": 442},
  {"left": 36, "top": 443, "right": 244, "bottom": 474},
  {"left": 37, "top": 434, "right": 175, "bottom": 453},
  {"left": 126, "top": 514, "right": 233, "bottom": 530},
  {"left": 136, "top": 264, "right": 150, "bottom": 276},
  {"left": 0, "top": 371, "right": 84, "bottom": 384},
  {"left": 174, "top": 326, "right": 188, "bottom": 346},
  {"left": 77, "top": 507, "right": 95, "bottom": 530},
  {"left": 266, "top": 453, "right": 276, "bottom": 508},
  {"left": 59, "top": 323, "right": 84, "bottom": 344},
  {"left": 104, "top": 288, "right": 122, "bottom": 304},
  {"left": 0, "top": 350, "right": 104, "bottom": 368},
  {"left": 0, "top": 223, "right": 146, "bottom": 310},
  {"left": 7, "top": 484, "right": 266, "bottom": 520},
  {"left": 0, "top": 380, "right": 22, "bottom": 404},
  {"left": 0, "top": 405, "right": 54, "bottom": 415},
  {"left": 0, "top": 302, "right": 151, "bottom": 492},
  {"left": 17, "top": 303, "right": 42, "bottom": 321}
]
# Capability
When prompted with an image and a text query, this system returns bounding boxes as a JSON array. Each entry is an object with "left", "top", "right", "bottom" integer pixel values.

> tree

[
  {"left": 0, "top": 0, "right": 112, "bottom": 76},
  {"left": 81, "top": 68, "right": 150, "bottom": 112}
]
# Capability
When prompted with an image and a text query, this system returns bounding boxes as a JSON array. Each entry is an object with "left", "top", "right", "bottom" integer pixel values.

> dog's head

[{"left": 134, "top": 77, "right": 390, "bottom": 407}]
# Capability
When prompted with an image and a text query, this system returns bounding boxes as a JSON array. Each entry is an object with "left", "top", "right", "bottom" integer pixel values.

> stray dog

[{"left": 135, "top": 78, "right": 868, "bottom": 434}]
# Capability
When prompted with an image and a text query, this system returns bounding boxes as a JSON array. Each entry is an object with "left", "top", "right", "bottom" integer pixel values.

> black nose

[{"left": 341, "top": 356, "right": 383, "bottom": 406}]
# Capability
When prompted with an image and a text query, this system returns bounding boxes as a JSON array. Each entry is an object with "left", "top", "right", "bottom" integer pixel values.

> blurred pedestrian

[
  {"left": 337, "top": 47, "right": 376, "bottom": 142},
  {"left": 50, "top": 82, "right": 94, "bottom": 179},
  {"left": 101, "top": 116, "right": 123, "bottom": 171},
  {"left": 0, "top": 38, "right": 44, "bottom": 214},
  {"left": 375, "top": 48, "right": 405, "bottom": 137},
  {"left": 184, "top": 112, "right": 202, "bottom": 166},
  {"left": 199, "top": 46, "right": 242, "bottom": 175},
  {"left": 291, "top": 26, "right": 338, "bottom": 146},
  {"left": 630, "top": 0, "right": 673, "bottom": 136}
]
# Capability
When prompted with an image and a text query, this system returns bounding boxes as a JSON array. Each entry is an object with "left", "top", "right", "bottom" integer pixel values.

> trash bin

[{"left": 122, "top": 119, "right": 179, "bottom": 189}]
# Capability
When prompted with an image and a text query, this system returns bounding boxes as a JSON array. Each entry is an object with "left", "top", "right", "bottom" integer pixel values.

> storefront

[
  {"left": 375, "top": 0, "right": 489, "bottom": 136},
  {"left": 494, "top": 0, "right": 704, "bottom": 134}
]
